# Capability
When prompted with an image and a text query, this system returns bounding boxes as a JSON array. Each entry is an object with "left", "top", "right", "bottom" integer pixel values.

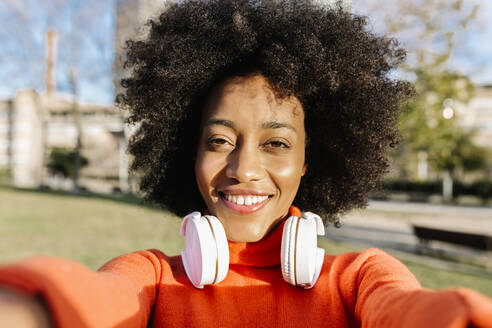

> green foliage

[
  {"left": 382, "top": 179, "right": 492, "bottom": 199},
  {"left": 398, "top": 70, "right": 489, "bottom": 176},
  {"left": 432, "top": 128, "right": 488, "bottom": 172},
  {"left": 47, "top": 147, "right": 88, "bottom": 178},
  {"left": 454, "top": 180, "right": 492, "bottom": 199},
  {"left": 382, "top": 179, "right": 442, "bottom": 194},
  {"left": 356, "top": 0, "right": 489, "bottom": 180}
]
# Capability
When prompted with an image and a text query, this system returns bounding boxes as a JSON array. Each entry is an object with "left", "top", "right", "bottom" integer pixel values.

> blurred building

[
  {"left": 0, "top": 90, "right": 126, "bottom": 193},
  {"left": 463, "top": 85, "right": 492, "bottom": 149}
]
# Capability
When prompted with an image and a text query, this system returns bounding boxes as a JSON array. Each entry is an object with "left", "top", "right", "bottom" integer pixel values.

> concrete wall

[
  {"left": 0, "top": 100, "right": 13, "bottom": 169},
  {"left": 11, "top": 89, "right": 44, "bottom": 188},
  {"left": 463, "top": 87, "right": 492, "bottom": 148}
]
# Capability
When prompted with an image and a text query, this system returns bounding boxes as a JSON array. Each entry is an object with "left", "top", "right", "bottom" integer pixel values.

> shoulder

[
  {"left": 98, "top": 249, "right": 188, "bottom": 286},
  {"left": 98, "top": 249, "right": 178, "bottom": 278},
  {"left": 321, "top": 248, "right": 420, "bottom": 289},
  {"left": 324, "top": 247, "right": 409, "bottom": 272},
  {"left": 98, "top": 249, "right": 169, "bottom": 271}
]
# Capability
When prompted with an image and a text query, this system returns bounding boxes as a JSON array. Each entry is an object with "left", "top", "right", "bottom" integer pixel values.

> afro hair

[{"left": 117, "top": 0, "right": 413, "bottom": 225}]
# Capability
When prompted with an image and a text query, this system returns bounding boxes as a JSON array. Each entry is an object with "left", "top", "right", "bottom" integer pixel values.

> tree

[
  {"left": 399, "top": 69, "right": 488, "bottom": 199},
  {"left": 354, "top": 0, "right": 489, "bottom": 200},
  {"left": 47, "top": 147, "right": 88, "bottom": 179}
]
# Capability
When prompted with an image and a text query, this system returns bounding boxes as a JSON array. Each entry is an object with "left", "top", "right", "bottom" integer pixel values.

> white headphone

[{"left": 180, "top": 211, "right": 325, "bottom": 289}]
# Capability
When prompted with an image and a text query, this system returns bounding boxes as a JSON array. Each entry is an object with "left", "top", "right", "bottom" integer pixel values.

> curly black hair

[{"left": 117, "top": 0, "right": 413, "bottom": 225}]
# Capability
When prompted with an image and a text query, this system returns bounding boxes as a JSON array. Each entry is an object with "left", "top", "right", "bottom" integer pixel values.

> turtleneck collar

[{"left": 227, "top": 205, "right": 302, "bottom": 267}]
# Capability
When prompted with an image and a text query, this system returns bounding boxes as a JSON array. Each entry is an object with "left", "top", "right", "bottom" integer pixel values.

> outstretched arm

[
  {"left": 351, "top": 248, "right": 492, "bottom": 327},
  {"left": 0, "top": 249, "right": 166, "bottom": 328}
]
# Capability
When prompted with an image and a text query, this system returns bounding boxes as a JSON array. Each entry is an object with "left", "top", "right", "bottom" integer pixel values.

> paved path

[
  {"left": 324, "top": 201, "right": 492, "bottom": 266},
  {"left": 368, "top": 200, "right": 492, "bottom": 218}
]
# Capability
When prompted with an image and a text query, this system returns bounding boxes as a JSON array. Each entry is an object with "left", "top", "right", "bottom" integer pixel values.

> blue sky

[
  {"left": 0, "top": 0, "right": 116, "bottom": 104},
  {"left": 450, "top": 0, "right": 492, "bottom": 85},
  {"left": 1, "top": 0, "right": 491, "bottom": 105}
]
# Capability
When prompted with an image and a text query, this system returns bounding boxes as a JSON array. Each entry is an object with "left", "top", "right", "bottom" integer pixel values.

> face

[{"left": 195, "top": 74, "right": 306, "bottom": 242}]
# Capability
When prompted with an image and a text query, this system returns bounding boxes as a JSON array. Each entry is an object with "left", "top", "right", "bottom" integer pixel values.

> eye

[
  {"left": 264, "top": 140, "right": 290, "bottom": 149},
  {"left": 206, "top": 137, "right": 234, "bottom": 150},
  {"left": 207, "top": 138, "right": 228, "bottom": 145}
]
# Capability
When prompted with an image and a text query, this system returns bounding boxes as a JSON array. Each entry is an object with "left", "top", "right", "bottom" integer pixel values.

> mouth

[{"left": 218, "top": 191, "right": 273, "bottom": 214}]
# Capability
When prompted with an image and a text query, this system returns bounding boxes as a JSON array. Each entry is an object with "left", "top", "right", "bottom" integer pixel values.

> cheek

[
  {"left": 194, "top": 148, "right": 208, "bottom": 198},
  {"left": 266, "top": 155, "right": 304, "bottom": 197},
  {"left": 194, "top": 148, "right": 223, "bottom": 196}
]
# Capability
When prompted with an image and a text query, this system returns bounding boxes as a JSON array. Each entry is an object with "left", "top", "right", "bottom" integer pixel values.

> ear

[{"left": 301, "top": 164, "right": 307, "bottom": 176}]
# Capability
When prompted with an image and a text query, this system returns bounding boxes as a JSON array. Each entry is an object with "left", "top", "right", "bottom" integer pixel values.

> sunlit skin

[{"left": 195, "top": 74, "right": 307, "bottom": 242}]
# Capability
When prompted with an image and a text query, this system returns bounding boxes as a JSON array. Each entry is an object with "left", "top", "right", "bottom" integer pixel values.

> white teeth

[{"left": 224, "top": 194, "right": 269, "bottom": 205}]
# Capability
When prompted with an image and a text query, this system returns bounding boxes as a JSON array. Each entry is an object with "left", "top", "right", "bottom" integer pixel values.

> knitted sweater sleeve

[
  {"left": 0, "top": 249, "right": 165, "bottom": 328},
  {"left": 342, "top": 248, "right": 492, "bottom": 328}
]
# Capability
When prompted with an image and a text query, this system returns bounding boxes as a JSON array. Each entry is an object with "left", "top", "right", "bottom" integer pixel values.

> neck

[{"left": 227, "top": 205, "right": 301, "bottom": 267}]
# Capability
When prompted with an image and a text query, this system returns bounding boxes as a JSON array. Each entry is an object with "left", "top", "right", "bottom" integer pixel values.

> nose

[{"left": 225, "top": 141, "right": 264, "bottom": 182}]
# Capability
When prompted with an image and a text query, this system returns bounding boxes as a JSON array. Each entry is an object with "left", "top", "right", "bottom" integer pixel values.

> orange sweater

[{"left": 1, "top": 206, "right": 492, "bottom": 327}]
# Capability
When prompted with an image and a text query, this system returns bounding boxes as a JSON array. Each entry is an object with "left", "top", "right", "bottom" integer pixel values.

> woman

[{"left": 1, "top": 0, "right": 491, "bottom": 327}]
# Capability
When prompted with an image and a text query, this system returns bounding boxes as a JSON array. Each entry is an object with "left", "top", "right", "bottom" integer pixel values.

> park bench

[
  {"left": 412, "top": 224, "right": 492, "bottom": 270},
  {"left": 413, "top": 225, "right": 492, "bottom": 251}
]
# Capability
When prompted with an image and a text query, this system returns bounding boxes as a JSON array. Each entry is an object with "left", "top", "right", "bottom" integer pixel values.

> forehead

[{"left": 201, "top": 74, "right": 304, "bottom": 126}]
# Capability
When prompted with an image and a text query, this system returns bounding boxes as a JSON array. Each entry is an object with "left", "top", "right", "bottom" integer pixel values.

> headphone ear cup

[
  {"left": 302, "top": 212, "right": 325, "bottom": 289},
  {"left": 281, "top": 216, "right": 298, "bottom": 286},
  {"left": 203, "top": 215, "right": 229, "bottom": 284},
  {"left": 181, "top": 213, "right": 229, "bottom": 288},
  {"left": 306, "top": 247, "right": 325, "bottom": 290},
  {"left": 295, "top": 216, "right": 318, "bottom": 286},
  {"left": 280, "top": 213, "right": 325, "bottom": 289}
]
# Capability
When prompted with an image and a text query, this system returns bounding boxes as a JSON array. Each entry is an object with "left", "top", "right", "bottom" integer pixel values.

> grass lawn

[
  {"left": 0, "top": 187, "right": 184, "bottom": 270},
  {"left": 1, "top": 186, "right": 491, "bottom": 298}
]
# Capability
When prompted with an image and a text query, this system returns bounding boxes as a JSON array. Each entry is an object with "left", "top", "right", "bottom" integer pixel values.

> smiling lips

[{"left": 219, "top": 191, "right": 272, "bottom": 214}]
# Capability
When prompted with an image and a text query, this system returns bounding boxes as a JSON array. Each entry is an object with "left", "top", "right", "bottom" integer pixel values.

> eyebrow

[
  {"left": 205, "top": 119, "right": 236, "bottom": 130},
  {"left": 261, "top": 121, "right": 297, "bottom": 132},
  {"left": 204, "top": 119, "right": 296, "bottom": 132}
]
